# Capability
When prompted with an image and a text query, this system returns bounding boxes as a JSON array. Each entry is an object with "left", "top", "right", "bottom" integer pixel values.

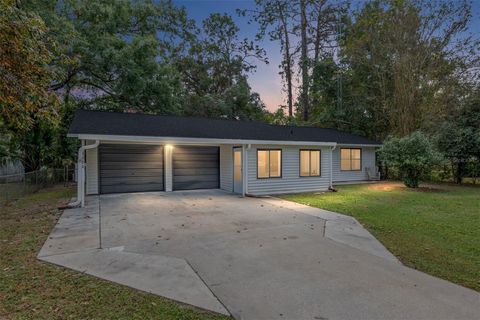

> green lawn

[
  {"left": 280, "top": 182, "right": 480, "bottom": 291},
  {"left": 0, "top": 186, "right": 229, "bottom": 320}
]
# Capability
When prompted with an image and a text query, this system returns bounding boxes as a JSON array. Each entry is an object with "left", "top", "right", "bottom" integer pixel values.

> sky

[{"left": 175, "top": 0, "right": 480, "bottom": 112}]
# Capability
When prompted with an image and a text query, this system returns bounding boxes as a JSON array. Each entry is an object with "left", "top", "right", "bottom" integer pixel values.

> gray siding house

[{"left": 68, "top": 110, "right": 381, "bottom": 206}]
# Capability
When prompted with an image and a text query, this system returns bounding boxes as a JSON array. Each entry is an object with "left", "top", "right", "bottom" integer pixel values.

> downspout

[
  {"left": 330, "top": 144, "right": 337, "bottom": 189},
  {"left": 68, "top": 140, "right": 100, "bottom": 208}
]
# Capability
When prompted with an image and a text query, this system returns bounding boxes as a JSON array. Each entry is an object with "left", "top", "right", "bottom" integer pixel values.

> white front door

[{"left": 233, "top": 148, "right": 242, "bottom": 193}]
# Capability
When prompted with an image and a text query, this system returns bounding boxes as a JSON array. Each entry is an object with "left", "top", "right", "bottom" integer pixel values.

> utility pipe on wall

[{"left": 68, "top": 140, "right": 100, "bottom": 208}]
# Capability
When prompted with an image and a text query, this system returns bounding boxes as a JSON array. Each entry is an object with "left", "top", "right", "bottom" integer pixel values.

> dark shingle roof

[{"left": 68, "top": 110, "right": 381, "bottom": 145}]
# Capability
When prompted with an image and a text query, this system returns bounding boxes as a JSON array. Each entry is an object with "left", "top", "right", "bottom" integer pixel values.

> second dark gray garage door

[
  {"left": 173, "top": 146, "right": 219, "bottom": 190},
  {"left": 99, "top": 144, "right": 164, "bottom": 194}
]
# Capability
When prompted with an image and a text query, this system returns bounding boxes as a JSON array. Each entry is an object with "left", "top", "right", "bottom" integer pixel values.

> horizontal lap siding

[
  {"left": 85, "top": 144, "right": 98, "bottom": 195},
  {"left": 99, "top": 144, "right": 164, "bottom": 194},
  {"left": 247, "top": 145, "right": 331, "bottom": 195},
  {"left": 332, "top": 146, "right": 375, "bottom": 182},
  {"left": 173, "top": 146, "right": 219, "bottom": 190},
  {"left": 220, "top": 145, "right": 233, "bottom": 192}
]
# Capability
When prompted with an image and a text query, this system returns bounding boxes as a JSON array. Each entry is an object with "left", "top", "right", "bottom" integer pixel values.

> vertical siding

[
  {"left": 332, "top": 146, "right": 376, "bottom": 182},
  {"left": 247, "top": 145, "right": 331, "bottom": 195},
  {"left": 220, "top": 145, "right": 233, "bottom": 192},
  {"left": 164, "top": 145, "right": 173, "bottom": 191},
  {"left": 85, "top": 143, "right": 98, "bottom": 195}
]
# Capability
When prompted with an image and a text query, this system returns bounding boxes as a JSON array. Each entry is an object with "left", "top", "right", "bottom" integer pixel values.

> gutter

[{"left": 68, "top": 140, "right": 100, "bottom": 208}]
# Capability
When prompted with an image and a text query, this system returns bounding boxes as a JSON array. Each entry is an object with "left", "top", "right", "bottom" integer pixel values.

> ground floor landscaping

[{"left": 280, "top": 181, "right": 480, "bottom": 291}]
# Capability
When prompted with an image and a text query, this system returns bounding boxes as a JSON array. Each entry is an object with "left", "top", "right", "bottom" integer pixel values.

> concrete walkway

[
  {"left": 38, "top": 190, "right": 479, "bottom": 320},
  {"left": 262, "top": 197, "right": 399, "bottom": 262}
]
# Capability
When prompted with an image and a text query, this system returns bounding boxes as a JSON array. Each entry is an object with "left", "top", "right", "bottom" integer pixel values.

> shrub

[{"left": 379, "top": 132, "right": 441, "bottom": 188}]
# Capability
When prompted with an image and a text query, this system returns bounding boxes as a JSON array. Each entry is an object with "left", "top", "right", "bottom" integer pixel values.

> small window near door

[
  {"left": 300, "top": 150, "right": 321, "bottom": 177},
  {"left": 340, "top": 148, "right": 362, "bottom": 171},
  {"left": 257, "top": 149, "right": 282, "bottom": 178}
]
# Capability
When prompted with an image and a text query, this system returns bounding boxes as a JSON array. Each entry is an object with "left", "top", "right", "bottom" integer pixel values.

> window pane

[
  {"left": 341, "top": 149, "right": 351, "bottom": 160},
  {"left": 300, "top": 150, "right": 310, "bottom": 176},
  {"left": 351, "top": 149, "right": 361, "bottom": 160},
  {"left": 269, "top": 150, "right": 281, "bottom": 177},
  {"left": 352, "top": 159, "right": 361, "bottom": 170},
  {"left": 341, "top": 159, "right": 351, "bottom": 171},
  {"left": 310, "top": 151, "right": 320, "bottom": 176},
  {"left": 257, "top": 151, "right": 269, "bottom": 178}
]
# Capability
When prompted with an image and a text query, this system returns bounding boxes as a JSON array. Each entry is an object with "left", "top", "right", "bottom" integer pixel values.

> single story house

[{"left": 68, "top": 110, "right": 381, "bottom": 206}]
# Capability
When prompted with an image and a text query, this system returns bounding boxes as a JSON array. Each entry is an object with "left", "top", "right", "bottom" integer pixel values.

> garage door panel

[
  {"left": 173, "top": 147, "right": 219, "bottom": 155},
  {"left": 173, "top": 175, "right": 219, "bottom": 183},
  {"left": 101, "top": 183, "right": 165, "bottom": 194},
  {"left": 100, "top": 168, "right": 164, "bottom": 178},
  {"left": 173, "top": 168, "right": 218, "bottom": 176},
  {"left": 173, "top": 160, "right": 219, "bottom": 169},
  {"left": 101, "top": 176, "right": 164, "bottom": 186},
  {"left": 174, "top": 181, "right": 219, "bottom": 190},
  {"left": 173, "top": 154, "right": 220, "bottom": 161},
  {"left": 173, "top": 146, "right": 219, "bottom": 190},
  {"left": 101, "top": 144, "right": 163, "bottom": 151},
  {"left": 100, "top": 162, "right": 163, "bottom": 170},
  {"left": 100, "top": 153, "right": 164, "bottom": 162},
  {"left": 99, "top": 144, "right": 164, "bottom": 194}
]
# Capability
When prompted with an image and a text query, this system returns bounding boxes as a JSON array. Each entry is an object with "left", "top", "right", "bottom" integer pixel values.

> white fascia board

[
  {"left": 337, "top": 143, "right": 383, "bottom": 147},
  {"left": 72, "top": 134, "right": 337, "bottom": 147}
]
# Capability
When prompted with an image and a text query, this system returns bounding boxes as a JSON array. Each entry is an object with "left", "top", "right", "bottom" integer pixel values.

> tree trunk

[
  {"left": 455, "top": 162, "right": 464, "bottom": 184},
  {"left": 300, "top": 0, "right": 309, "bottom": 121},
  {"left": 278, "top": 2, "right": 293, "bottom": 117}
]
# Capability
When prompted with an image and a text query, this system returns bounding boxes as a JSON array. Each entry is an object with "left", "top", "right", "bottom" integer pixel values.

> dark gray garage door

[
  {"left": 99, "top": 144, "right": 164, "bottom": 194},
  {"left": 173, "top": 146, "right": 219, "bottom": 190}
]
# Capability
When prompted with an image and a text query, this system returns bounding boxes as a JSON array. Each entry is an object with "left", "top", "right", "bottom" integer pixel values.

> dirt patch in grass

[
  {"left": 366, "top": 182, "right": 445, "bottom": 193},
  {"left": 0, "top": 186, "right": 230, "bottom": 320},
  {"left": 366, "top": 182, "right": 404, "bottom": 191}
]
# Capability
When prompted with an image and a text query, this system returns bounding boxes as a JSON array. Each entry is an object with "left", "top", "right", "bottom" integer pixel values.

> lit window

[
  {"left": 300, "top": 150, "right": 321, "bottom": 177},
  {"left": 257, "top": 149, "right": 282, "bottom": 178},
  {"left": 340, "top": 148, "right": 362, "bottom": 171}
]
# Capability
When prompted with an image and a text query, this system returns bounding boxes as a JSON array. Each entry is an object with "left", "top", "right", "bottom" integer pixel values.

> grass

[
  {"left": 0, "top": 186, "right": 229, "bottom": 320},
  {"left": 280, "top": 181, "right": 480, "bottom": 291}
]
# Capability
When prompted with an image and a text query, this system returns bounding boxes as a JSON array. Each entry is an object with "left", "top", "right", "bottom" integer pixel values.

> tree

[
  {"left": 379, "top": 132, "right": 440, "bottom": 187},
  {"left": 337, "top": 0, "right": 479, "bottom": 139},
  {"left": 241, "top": 0, "right": 296, "bottom": 116},
  {"left": 24, "top": 0, "right": 194, "bottom": 114},
  {"left": 299, "top": 0, "right": 310, "bottom": 121},
  {"left": 436, "top": 88, "right": 480, "bottom": 183},
  {"left": 178, "top": 13, "right": 268, "bottom": 119},
  {"left": 244, "top": 0, "right": 343, "bottom": 119},
  {"left": 0, "top": 0, "right": 60, "bottom": 168}
]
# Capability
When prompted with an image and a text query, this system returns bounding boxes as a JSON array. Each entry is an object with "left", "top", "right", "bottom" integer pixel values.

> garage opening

[
  {"left": 173, "top": 146, "right": 219, "bottom": 190},
  {"left": 99, "top": 144, "right": 164, "bottom": 194}
]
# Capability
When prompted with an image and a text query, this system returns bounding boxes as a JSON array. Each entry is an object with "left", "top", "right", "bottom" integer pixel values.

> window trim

[
  {"left": 256, "top": 149, "right": 282, "bottom": 179},
  {"left": 340, "top": 148, "right": 362, "bottom": 171},
  {"left": 299, "top": 149, "right": 321, "bottom": 177}
]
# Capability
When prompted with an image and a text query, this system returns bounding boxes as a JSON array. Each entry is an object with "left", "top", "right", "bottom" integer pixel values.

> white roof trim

[
  {"left": 337, "top": 143, "right": 383, "bottom": 147},
  {"left": 68, "top": 133, "right": 338, "bottom": 147}
]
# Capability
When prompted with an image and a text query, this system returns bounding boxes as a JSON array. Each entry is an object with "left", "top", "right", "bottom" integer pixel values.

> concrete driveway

[{"left": 39, "top": 190, "right": 479, "bottom": 320}]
